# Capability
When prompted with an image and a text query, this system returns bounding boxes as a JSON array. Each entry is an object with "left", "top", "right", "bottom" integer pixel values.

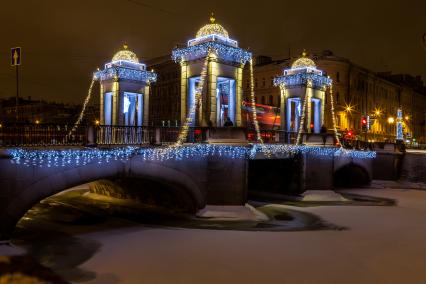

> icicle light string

[{"left": 9, "top": 144, "right": 376, "bottom": 167}]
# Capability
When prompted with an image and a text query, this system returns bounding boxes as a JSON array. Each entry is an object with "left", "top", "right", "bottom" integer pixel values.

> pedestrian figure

[{"left": 224, "top": 117, "right": 233, "bottom": 127}]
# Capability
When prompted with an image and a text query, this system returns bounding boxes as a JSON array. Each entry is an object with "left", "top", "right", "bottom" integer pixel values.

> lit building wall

[{"left": 244, "top": 51, "right": 425, "bottom": 143}]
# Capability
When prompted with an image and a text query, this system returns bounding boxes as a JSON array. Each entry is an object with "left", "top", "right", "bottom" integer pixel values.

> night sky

[{"left": 1, "top": 0, "right": 425, "bottom": 104}]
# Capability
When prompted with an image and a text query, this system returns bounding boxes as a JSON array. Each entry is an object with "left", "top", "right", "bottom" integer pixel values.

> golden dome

[
  {"left": 291, "top": 50, "right": 316, "bottom": 69},
  {"left": 196, "top": 13, "right": 229, "bottom": 39},
  {"left": 112, "top": 44, "right": 139, "bottom": 63}
]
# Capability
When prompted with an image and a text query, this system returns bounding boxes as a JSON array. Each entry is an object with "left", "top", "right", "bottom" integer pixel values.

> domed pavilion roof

[
  {"left": 196, "top": 13, "right": 229, "bottom": 39},
  {"left": 112, "top": 44, "right": 139, "bottom": 63},
  {"left": 291, "top": 50, "right": 316, "bottom": 69}
]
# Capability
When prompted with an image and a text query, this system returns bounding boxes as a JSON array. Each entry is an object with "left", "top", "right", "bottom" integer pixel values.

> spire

[{"left": 210, "top": 12, "right": 215, "bottom": 24}]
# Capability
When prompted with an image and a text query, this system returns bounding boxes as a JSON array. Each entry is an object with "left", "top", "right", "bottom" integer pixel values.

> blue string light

[
  {"left": 9, "top": 144, "right": 376, "bottom": 167},
  {"left": 172, "top": 42, "right": 252, "bottom": 64},
  {"left": 274, "top": 72, "right": 332, "bottom": 89},
  {"left": 94, "top": 66, "right": 157, "bottom": 83}
]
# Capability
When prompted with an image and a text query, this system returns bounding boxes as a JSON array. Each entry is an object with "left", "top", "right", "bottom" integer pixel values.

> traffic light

[
  {"left": 361, "top": 116, "right": 368, "bottom": 132},
  {"left": 347, "top": 130, "right": 353, "bottom": 138}
]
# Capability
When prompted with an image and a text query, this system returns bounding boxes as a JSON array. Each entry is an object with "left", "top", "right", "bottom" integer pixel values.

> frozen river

[{"left": 2, "top": 186, "right": 426, "bottom": 284}]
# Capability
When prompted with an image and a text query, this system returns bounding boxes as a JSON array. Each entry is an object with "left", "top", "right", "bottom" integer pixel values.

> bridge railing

[
  {"left": 0, "top": 124, "right": 86, "bottom": 147},
  {"left": 95, "top": 126, "right": 209, "bottom": 145},
  {"left": 245, "top": 129, "right": 299, "bottom": 144},
  {"left": 0, "top": 124, "right": 401, "bottom": 150}
]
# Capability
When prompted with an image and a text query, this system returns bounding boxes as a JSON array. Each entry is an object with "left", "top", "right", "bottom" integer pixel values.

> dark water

[{"left": 8, "top": 188, "right": 345, "bottom": 283}]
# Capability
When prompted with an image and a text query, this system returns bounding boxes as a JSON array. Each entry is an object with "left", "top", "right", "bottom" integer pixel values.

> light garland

[
  {"left": 9, "top": 144, "right": 376, "bottom": 168},
  {"left": 174, "top": 53, "right": 210, "bottom": 145},
  {"left": 249, "top": 59, "right": 263, "bottom": 144},
  {"left": 396, "top": 108, "right": 403, "bottom": 141},
  {"left": 273, "top": 72, "right": 332, "bottom": 89},
  {"left": 172, "top": 42, "right": 252, "bottom": 65},
  {"left": 250, "top": 144, "right": 376, "bottom": 159},
  {"left": 94, "top": 66, "right": 157, "bottom": 83},
  {"left": 295, "top": 82, "right": 309, "bottom": 145},
  {"left": 67, "top": 78, "right": 95, "bottom": 137},
  {"left": 329, "top": 84, "right": 341, "bottom": 145}
]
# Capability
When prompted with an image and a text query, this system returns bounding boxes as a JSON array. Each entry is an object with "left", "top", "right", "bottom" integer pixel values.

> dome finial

[
  {"left": 302, "top": 49, "right": 307, "bottom": 57},
  {"left": 123, "top": 43, "right": 128, "bottom": 50},
  {"left": 210, "top": 12, "right": 215, "bottom": 24}
]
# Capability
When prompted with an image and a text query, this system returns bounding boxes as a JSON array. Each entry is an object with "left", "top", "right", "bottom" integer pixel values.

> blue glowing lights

[
  {"left": 172, "top": 42, "right": 252, "bottom": 64},
  {"left": 94, "top": 65, "right": 157, "bottom": 83},
  {"left": 274, "top": 71, "right": 332, "bottom": 89},
  {"left": 10, "top": 144, "right": 376, "bottom": 167}
]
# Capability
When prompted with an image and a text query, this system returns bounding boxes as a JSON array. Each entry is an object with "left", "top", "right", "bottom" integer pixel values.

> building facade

[
  {"left": 146, "top": 47, "right": 425, "bottom": 144},
  {"left": 243, "top": 50, "right": 426, "bottom": 144}
]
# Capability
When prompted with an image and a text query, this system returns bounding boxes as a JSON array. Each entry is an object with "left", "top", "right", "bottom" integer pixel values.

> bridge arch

[
  {"left": 0, "top": 158, "right": 205, "bottom": 239},
  {"left": 334, "top": 162, "right": 371, "bottom": 187}
]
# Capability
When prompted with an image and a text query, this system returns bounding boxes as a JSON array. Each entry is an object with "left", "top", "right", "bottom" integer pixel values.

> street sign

[{"left": 11, "top": 47, "right": 21, "bottom": 66}]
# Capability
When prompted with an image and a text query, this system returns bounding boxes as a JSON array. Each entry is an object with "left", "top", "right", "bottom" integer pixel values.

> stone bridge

[{"left": 0, "top": 144, "right": 375, "bottom": 239}]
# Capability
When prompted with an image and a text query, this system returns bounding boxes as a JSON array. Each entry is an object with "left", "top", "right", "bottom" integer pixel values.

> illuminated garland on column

[
  {"left": 175, "top": 52, "right": 211, "bottom": 145},
  {"left": 249, "top": 59, "right": 263, "bottom": 143},
  {"left": 67, "top": 77, "right": 96, "bottom": 137},
  {"left": 296, "top": 82, "right": 310, "bottom": 145},
  {"left": 396, "top": 108, "right": 403, "bottom": 141},
  {"left": 329, "top": 84, "right": 341, "bottom": 146}
]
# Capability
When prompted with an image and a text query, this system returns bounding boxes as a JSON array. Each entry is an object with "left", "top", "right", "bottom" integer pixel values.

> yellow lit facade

[{"left": 244, "top": 51, "right": 426, "bottom": 144}]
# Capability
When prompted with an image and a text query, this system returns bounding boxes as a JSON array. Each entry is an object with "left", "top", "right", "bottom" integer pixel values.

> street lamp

[
  {"left": 374, "top": 108, "right": 382, "bottom": 117},
  {"left": 95, "top": 119, "right": 100, "bottom": 125},
  {"left": 35, "top": 119, "right": 40, "bottom": 125},
  {"left": 388, "top": 117, "right": 395, "bottom": 124}
]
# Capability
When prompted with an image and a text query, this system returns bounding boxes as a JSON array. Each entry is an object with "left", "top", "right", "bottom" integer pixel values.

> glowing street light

[
  {"left": 35, "top": 119, "right": 40, "bottom": 124},
  {"left": 344, "top": 104, "right": 354, "bottom": 113},
  {"left": 95, "top": 119, "right": 100, "bottom": 125},
  {"left": 388, "top": 117, "right": 395, "bottom": 124},
  {"left": 374, "top": 108, "right": 382, "bottom": 116},
  {"left": 405, "top": 115, "right": 410, "bottom": 120}
]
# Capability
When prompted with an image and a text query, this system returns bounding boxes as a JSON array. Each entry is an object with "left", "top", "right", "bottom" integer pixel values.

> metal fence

[
  {"left": 0, "top": 124, "right": 402, "bottom": 150},
  {"left": 0, "top": 124, "right": 86, "bottom": 147}
]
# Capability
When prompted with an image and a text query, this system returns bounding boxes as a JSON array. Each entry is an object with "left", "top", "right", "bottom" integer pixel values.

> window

[
  {"left": 255, "top": 78, "right": 258, "bottom": 88},
  {"left": 262, "top": 78, "right": 266, "bottom": 87},
  {"left": 269, "top": 95, "right": 273, "bottom": 105},
  {"left": 336, "top": 72, "right": 340, "bottom": 83},
  {"left": 270, "top": 77, "right": 274, "bottom": 86},
  {"left": 336, "top": 92, "right": 340, "bottom": 104},
  {"left": 261, "top": 96, "right": 265, "bottom": 105}
]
